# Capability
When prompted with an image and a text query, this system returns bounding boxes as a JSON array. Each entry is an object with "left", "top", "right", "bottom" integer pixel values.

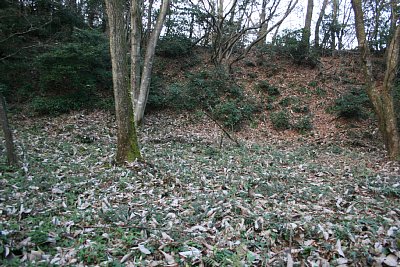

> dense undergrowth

[{"left": 1, "top": 111, "right": 399, "bottom": 266}]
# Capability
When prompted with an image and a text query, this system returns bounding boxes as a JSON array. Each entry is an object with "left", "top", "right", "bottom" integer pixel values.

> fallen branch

[{"left": 203, "top": 111, "right": 241, "bottom": 147}]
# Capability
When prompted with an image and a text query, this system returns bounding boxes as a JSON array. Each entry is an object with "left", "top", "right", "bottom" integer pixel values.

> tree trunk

[
  {"left": 351, "top": 0, "right": 400, "bottom": 160},
  {"left": 144, "top": 0, "right": 154, "bottom": 45},
  {"left": 217, "top": 0, "right": 223, "bottom": 24},
  {"left": 134, "top": 0, "right": 170, "bottom": 125},
  {"left": 105, "top": 0, "right": 141, "bottom": 164},
  {"left": 131, "top": 0, "right": 142, "bottom": 110},
  {"left": 189, "top": 12, "right": 195, "bottom": 39},
  {"left": 302, "top": 0, "right": 314, "bottom": 50},
  {"left": 258, "top": 0, "right": 268, "bottom": 46},
  {"left": 390, "top": 0, "right": 398, "bottom": 35},
  {"left": 0, "top": 93, "right": 18, "bottom": 166},
  {"left": 331, "top": 0, "right": 339, "bottom": 52}
]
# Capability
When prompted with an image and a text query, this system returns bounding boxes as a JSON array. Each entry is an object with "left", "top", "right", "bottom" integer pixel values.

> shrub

[
  {"left": 0, "top": 57, "right": 39, "bottom": 102},
  {"left": 279, "top": 97, "right": 292, "bottom": 107},
  {"left": 147, "top": 68, "right": 260, "bottom": 129},
  {"left": 184, "top": 69, "right": 244, "bottom": 108},
  {"left": 293, "top": 116, "right": 313, "bottom": 133},
  {"left": 255, "top": 81, "right": 280, "bottom": 95},
  {"left": 156, "top": 35, "right": 193, "bottom": 58},
  {"left": 31, "top": 96, "right": 75, "bottom": 115},
  {"left": 30, "top": 89, "right": 98, "bottom": 115},
  {"left": 273, "top": 29, "right": 319, "bottom": 67},
  {"left": 213, "top": 101, "right": 243, "bottom": 129},
  {"left": 37, "top": 29, "right": 111, "bottom": 96},
  {"left": 333, "top": 88, "right": 370, "bottom": 119},
  {"left": 292, "top": 104, "right": 309, "bottom": 113},
  {"left": 147, "top": 75, "right": 168, "bottom": 110},
  {"left": 270, "top": 110, "right": 290, "bottom": 130}
]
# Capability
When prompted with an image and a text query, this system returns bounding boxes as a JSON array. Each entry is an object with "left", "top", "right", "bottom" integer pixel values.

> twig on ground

[{"left": 202, "top": 111, "right": 241, "bottom": 147}]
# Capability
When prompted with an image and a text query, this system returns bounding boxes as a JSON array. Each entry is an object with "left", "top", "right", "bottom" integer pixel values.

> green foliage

[
  {"left": 0, "top": 0, "right": 89, "bottom": 105},
  {"left": 213, "top": 101, "right": 243, "bottom": 129},
  {"left": 333, "top": 88, "right": 371, "bottom": 119},
  {"left": 29, "top": 230, "right": 49, "bottom": 245},
  {"left": 1, "top": 26, "right": 112, "bottom": 116},
  {"left": 37, "top": 29, "right": 111, "bottom": 95},
  {"left": 255, "top": 81, "right": 280, "bottom": 95},
  {"left": 270, "top": 110, "right": 290, "bottom": 130},
  {"left": 19, "top": 28, "right": 113, "bottom": 115},
  {"left": 292, "top": 104, "right": 309, "bottom": 113},
  {"left": 156, "top": 35, "right": 193, "bottom": 58},
  {"left": 279, "top": 97, "right": 292, "bottom": 107},
  {"left": 0, "top": 57, "right": 40, "bottom": 102},
  {"left": 2, "top": 111, "right": 399, "bottom": 266},
  {"left": 77, "top": 242, "right": 107, "bottom": 264},
  {"left": 308, "top": 81, "right": 318, "bottom": 87},
  {"left": 273, "top": 29, "right": 319, "bottom": 67},
  {"left": 30, "top": 90, "right": 97, "bottom": 115},
  {"left": 293, "top": 116, "right": 313, "bottom": 134},
  {"left": 314, "top": 87, "right": 327, "bottom": 97},
  {"left": 148, "top": 69, "right": 260, "bottom": 129}
]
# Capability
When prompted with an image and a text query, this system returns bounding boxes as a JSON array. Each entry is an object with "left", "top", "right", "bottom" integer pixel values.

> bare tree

[
  {"left": 192, "top": 0, "right": 298, "bottom": 70},
  {"left": 336, "top": 0, "right": 353, "bottom": 51},
  {"left": 105, "top": 0, "right": 141, "bottom": 164},
  {"left": 314, "top": 0, "right": 329, "bottom": 50},
  {"left": 229, "top": 0, "right": 298, "bottom": 70},
  {"left": 331, "top": 0, "right": 339, "bottom": 51},
  {"left": 351, "top": 0, "right": 400, "bottom": 160}
]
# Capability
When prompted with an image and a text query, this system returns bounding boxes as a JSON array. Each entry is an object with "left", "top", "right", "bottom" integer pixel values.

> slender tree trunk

[
  {"left": 302, "top": 0, "right": 314, "bottom": 50},
  {"left": 258, "top": 0, "right": 268, "bottom": 46},
  {"left": 131, "top": 0, "right": 142, "bottom": 110},
  {"left": 105, "top": 0, "right": 141, "bottom": 164},
  {"left": 189, "top": 12, "right": 195, "bottom": 39},
  {"left": 331, "top": 0, "right": 339, "bottom": 52},
  {"left": 271, "top": 24, "right": 281, "bottom": 45},
  {"left": 390, "top": 0, "right": 398, "bottom": 33},
  {"left": 217, "top": 0, "right": 223, "bottom": 23},
  {"left": 352, "top": 0, "right": 400, "bottom": 160},
  {"left": 0, "top": 94, "right": 18, "bottom": 166},
  {"left": 144, "top": 0, "right": 154, "bottom": 45},
  {"left": 135, "top": 0, "right": 170, "bottom": 125},
  {"left": 372, "top": 1, "right": 380, "bottom": 51}
]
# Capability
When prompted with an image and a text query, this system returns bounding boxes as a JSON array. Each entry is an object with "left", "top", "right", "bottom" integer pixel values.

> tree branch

[{"left": 203, "top": 111, "right": 241, "bottom": 147}]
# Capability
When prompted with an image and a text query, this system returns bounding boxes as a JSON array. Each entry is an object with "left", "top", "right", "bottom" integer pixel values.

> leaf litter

[{"left": 0, "top": 109, "right": 399, "bottom": 266}]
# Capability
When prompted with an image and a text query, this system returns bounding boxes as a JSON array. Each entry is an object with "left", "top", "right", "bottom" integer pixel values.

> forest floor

[{"left": 1, "top": 55, "right": 400, "bottom": 266}]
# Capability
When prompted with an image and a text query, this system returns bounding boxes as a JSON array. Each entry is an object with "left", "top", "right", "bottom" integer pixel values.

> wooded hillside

[{"left": 1, "top": 0, "right": 400, "bottom": 266}]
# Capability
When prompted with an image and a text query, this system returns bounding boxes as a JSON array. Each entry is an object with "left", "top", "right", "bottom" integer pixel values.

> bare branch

[
  {"left": 0, "top": 19, "right": 52, "bottom": 43},
  {"left": 230, "top": 0, "right": 299, "bottom": 66}
]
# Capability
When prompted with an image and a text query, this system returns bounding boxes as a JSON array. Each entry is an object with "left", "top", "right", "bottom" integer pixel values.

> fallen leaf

[
  {"left": 287, "top": 252, "right": 293, "bottom": 267},
  {"left": 336, "top": 239, "right": 345, "bottom": 257},
  {"left": 160, "top": 250, "right": 177, "bottom": 265},
  {"left": 121, "top": 252, "right": 132, "bottom": 263},
  {"left": 138, "top": 244, "right": 151, "bottom": 255},
  {"left": 383, "top": 254, "right": 398, "bottom": 267},
  {"left": 179, "top": 247, "right": 201, "bottom": 258}
]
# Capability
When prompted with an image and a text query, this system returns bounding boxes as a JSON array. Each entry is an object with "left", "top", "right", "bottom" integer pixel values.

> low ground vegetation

[
  {"left": 0, "top": 111, "right": 399, "bottom": 266},
  {"left": 148, "top": 68, "right": 261, "bottom": 130}
]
